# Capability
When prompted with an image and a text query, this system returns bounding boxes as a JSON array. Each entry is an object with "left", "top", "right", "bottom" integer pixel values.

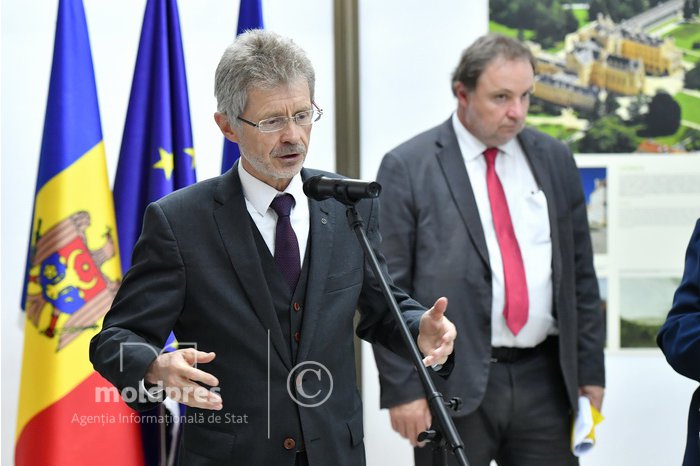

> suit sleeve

[
  {"left": 658, "top": 219, "right": 700, "bottom": 381},
  {"left": 355, "top": 174, "right": 426, "bottom": 352},
  {"left": 564, "top": 151, "right": 606, "bottom": 388},
  {"left": 89, "top": 201, "right": 185, "bottom": 411},
  {"left": 369, "top": 152, "right": 428, "bottom": 408}
]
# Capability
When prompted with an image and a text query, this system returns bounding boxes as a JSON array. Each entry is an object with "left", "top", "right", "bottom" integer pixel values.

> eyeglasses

[{"left": 237, "top": 102, "right": 323, "bottom": 133}]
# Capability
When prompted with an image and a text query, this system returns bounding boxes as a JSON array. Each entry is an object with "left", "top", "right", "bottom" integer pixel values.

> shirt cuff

[{"left": 139, "top": 378, "right": 165, "bottom": 403}]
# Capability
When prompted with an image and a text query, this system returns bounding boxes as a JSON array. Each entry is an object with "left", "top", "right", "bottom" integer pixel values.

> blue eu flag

[
  {"left": 220, "top": 0, "right": 264, "bottom": 173},
  {"left": 112, "top": 0, "right": 195, "bottom": 464},
  {"left": 114, "top": 0, "right": 196, "bottom": 273}
]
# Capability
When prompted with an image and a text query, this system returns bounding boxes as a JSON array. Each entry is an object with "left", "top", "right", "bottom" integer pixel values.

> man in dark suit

[
  {"left": 89, "top": 30, "right": 456, "bottom": 466},
  {"left": 658, "top": 219, "right": 700, "bottom": 466},
  {"left": 372, "top": 34, "right": 605, "bottom": 466}
]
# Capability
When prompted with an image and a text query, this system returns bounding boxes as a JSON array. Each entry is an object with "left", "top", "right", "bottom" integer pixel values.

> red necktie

[{"left": 483, "top": 147, "right": 529, "bottom": 335}]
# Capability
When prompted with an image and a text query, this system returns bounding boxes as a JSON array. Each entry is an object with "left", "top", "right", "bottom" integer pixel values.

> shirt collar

[
  {"left": 237, "top": 161, "right": 305, "bottom": 217},
  {"left": 451, "top": 112, "right": 521, "bottom": 161}
]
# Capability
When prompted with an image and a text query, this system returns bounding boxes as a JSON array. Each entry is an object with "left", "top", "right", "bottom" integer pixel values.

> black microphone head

[
  {"left": 303, "top": 174, "right": 381, "bottom": 204},
  {"left": 365, "top": 181, "right": 381, "bottom": 198},
  {"left": 302, "top": 175, "right": 328, "bottom": 200}
]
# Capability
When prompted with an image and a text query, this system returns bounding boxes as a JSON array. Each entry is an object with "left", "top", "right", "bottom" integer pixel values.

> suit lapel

[
  {"left": 435, "top": 120, "right": 490, "bottom": 267},
  {"left": 212, "top": 164, "right": 292, "bottom": 369},
  {"left": 297, "top": 169, "right": 335, "bottom": 362},
  {"left": 518, "top": 129, "right": 562, "bottom": 308}
]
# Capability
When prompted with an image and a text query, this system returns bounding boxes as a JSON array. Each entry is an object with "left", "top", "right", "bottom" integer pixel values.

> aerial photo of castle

[{"left": 490, "top": 0, "right": 700, "bottom": 153}]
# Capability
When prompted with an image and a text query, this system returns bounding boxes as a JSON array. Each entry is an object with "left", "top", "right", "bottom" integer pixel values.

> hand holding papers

[{"left": 571, "top": 395, "right": 604, "bottom": 456}]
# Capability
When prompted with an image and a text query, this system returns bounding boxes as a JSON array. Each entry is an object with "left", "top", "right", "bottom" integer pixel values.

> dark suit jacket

[
  {"left": 89, "top": 165, "right": 428, "bottom": 466},
  {"left": 372, "top": 119, "right": 605, "bottom": 416},
  {"left": 658, "top": 219, "right": 700, "bottom": 466}
]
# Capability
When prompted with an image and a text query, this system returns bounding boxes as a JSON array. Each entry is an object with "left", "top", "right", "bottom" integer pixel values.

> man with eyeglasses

[{"left": 90, "top": 29, "right": 456, "bottom": 466}]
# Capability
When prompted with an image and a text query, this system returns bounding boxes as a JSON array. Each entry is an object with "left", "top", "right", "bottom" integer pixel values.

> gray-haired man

[{"left": 91, "top": 30, "right": 456, "bottom": 466}]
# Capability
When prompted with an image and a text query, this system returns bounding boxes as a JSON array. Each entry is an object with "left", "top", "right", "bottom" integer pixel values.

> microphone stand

[{"left": 343, "top": 200, "right": 469, "bottom": 466}]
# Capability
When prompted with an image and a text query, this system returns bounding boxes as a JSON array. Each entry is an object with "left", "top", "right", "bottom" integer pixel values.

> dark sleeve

[
  {"left": 89, "top": 202, "right": 185, "bottom": 411},
  {"left": 565, "top": 150, "right": 606, "bottom": 388},
  {"left": 658, "top": 219, "right": 700, "bottom": 381},
  {"left": 368, "top": 152, "right": 427, "bottom": 408},
  {"left": 355, "top": 184, "right": 424, "bottom": 354}
]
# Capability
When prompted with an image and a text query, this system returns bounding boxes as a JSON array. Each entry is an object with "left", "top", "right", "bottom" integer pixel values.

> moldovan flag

[
  {"left": 16, "top": 0, "right": 145, "bottom": 464},
  {"left": 221, "top": 0, "right": 264, "bottom": 173}
]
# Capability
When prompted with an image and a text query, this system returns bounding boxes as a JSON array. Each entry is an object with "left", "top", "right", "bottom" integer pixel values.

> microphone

[{"left": 303, "top": 175, "right": 381, "bottom": 204}]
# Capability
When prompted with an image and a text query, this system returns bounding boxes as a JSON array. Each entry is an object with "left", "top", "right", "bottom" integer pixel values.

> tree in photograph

[
  {"left": 644, "top": 91, "right": 681, "bottom": 136},
  {"left": 682, "top": 128, "right": 700, "bottom": 151},
  {"left": 680, "top": 128, "right": 700, "bottom": 152},
  {"left": 533, "top": 2, "right": 579, "bottom": 48},
  {"left": 589, "top": 0, "right": 650, "bottom": 22},
  {"left": 578, "top": 115, "right": 639, "bottom": 153},
  {"left": 490, "top": 0, "right": 579, "bottom": 46},
  {"left": 684, "top": 0, "right": 694, "bottom": 20},
  {"left": 685, "top": 63, "right": 700, "bottom": 89}
]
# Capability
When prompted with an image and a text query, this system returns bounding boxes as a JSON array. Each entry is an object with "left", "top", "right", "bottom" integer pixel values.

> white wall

[
  {"left": 358, "top": 0, "right": 486, "bottom": 180},
  {"left": 1, "top": 1, "right": 334, "bottom": 464}
]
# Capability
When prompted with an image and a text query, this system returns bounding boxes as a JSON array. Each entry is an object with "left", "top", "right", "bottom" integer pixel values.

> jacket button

[
  {"left": 294, "top": 331, "right": 301, "bottom": 342},
  {"left": 293, "top": 302, "right": 302, "bottom": 312},
  {"left": 283, "top": 437, "right": 296, "bottom": 450}
]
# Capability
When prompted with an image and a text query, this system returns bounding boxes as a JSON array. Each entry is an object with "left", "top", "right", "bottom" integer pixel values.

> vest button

[
  {"left": 294, "top": 331, "right": 301, "bottom": 342},
  {"left": 283, "top": 437, "right": 296, "bottom": 450},
  {"left": 293, "top": 302, "right": 302, "bottom": 312}
]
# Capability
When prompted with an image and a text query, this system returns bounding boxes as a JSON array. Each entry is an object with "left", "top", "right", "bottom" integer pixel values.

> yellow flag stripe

[{"left": 17, "top": 141, "right": 122, "bottom": 438}]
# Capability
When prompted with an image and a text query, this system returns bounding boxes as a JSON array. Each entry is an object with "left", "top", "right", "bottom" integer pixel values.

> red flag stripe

[{"left": 16, "top": 372, "right": 144, "bottom": 466}]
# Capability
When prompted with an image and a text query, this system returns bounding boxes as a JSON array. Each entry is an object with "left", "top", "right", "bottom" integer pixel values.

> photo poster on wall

[
  {"left": 489, "top": 0, "right": 700, "bottom": 155},
  {"left": 580, "top": 167, "right": 608, "bottom": 255},
  {"left": 488, "top": 0, "right": 700, "bottom": 350},
  {"left": 575, "top": 154, "right": 700, "bottom": 350}
]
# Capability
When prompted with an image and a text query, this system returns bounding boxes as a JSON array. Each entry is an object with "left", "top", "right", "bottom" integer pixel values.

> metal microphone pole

[{"left": 343, "top": 201, "right": 469, "bottom": 466}]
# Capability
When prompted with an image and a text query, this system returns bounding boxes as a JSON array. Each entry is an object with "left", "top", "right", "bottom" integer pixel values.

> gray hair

[
  {"left": 214, "top": 29, "right": 316, "bottom": 125},
  {"left": 451, "top": 33, "right": 535, "bottom": 95}
]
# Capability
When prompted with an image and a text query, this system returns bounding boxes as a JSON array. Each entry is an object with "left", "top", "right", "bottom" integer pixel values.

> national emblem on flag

[{"left": 25, "top": 211, "right": 118, "bottom": 349}]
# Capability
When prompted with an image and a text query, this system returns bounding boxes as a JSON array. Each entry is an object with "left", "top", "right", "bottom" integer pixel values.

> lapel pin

[{"left": 321, "top": 217, "right": 327, "bottom": 225}]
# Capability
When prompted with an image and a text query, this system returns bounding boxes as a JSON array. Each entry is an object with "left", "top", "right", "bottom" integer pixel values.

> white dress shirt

[
  {"left": 238, "top": 162, "right": 310, "bottom": 265},
  {"left": 452, "top": 113, "right": 556, "bottom": 348}
]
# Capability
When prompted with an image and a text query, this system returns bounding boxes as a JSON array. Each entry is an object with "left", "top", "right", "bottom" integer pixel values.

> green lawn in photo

[
  {"left": 662, "top": 22, "right": 700, "bottom": 51},
  {"left": 527, "top": 111, "right": 560, "bottom": 119},
  {"left": 652, "top": 125, "right": 686, "bottom": 146},
  {"left": 530, "top": 123, "right": 578, "bottom": 141},
  {"left": 683, "top": 50, "right": 700, "bottom": 64},
  {"left": 489, "top": 21, "right": 535, "bottom": 40},
  {"left": 654, "top": 125, "right": 700, "bottom": 150},
  {"left": 675, "top": 92, "right": 700, "bottom": 125},
  {"left": 572, "top": 8, "right": 589, "bottom": 28}
]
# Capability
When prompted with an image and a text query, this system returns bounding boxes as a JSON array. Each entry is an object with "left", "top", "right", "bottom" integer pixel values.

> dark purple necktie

[{"left": 270, "top": 194, "right": 301, "bottom": 291}]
